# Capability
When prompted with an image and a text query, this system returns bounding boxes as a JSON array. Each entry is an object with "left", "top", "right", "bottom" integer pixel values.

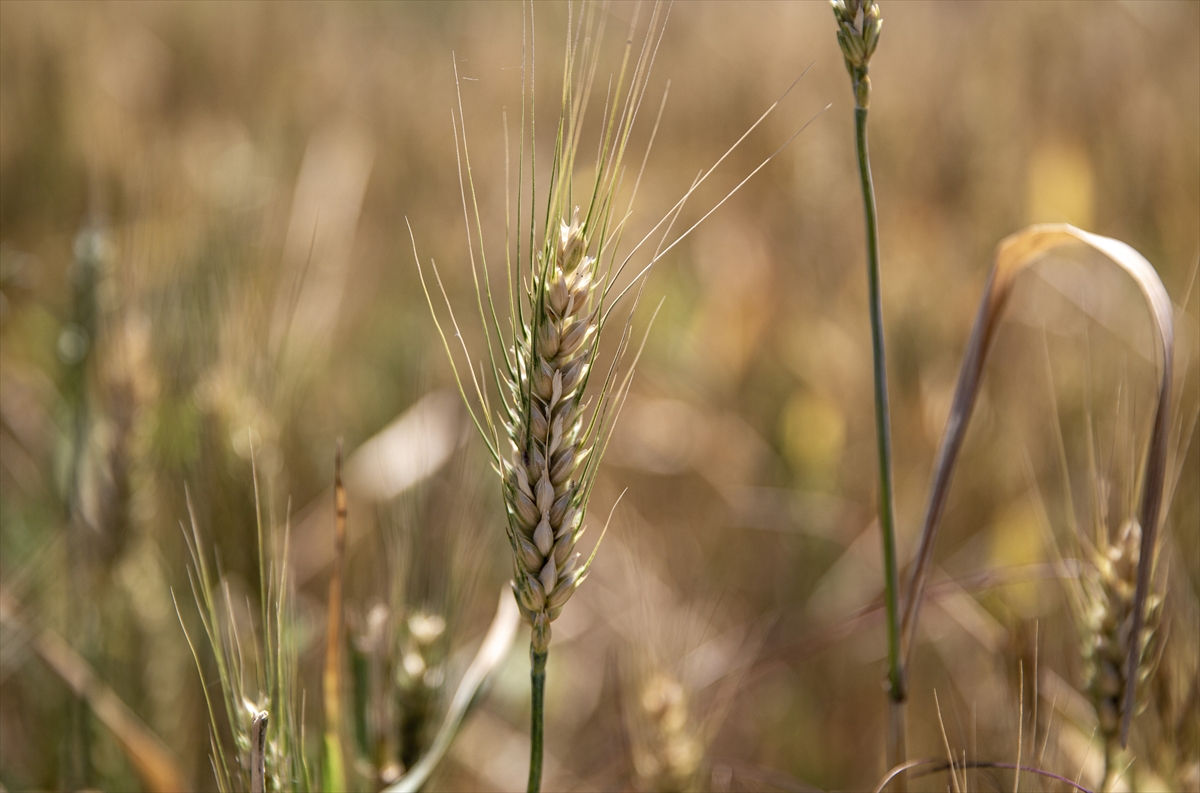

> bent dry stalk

[{"left": 831, "top": 0, "right": 906, "bottom": 784}]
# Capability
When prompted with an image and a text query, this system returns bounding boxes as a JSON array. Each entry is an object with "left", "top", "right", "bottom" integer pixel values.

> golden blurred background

[{"left": 1, "top": 2, "right": 1197, "bottom": 791}]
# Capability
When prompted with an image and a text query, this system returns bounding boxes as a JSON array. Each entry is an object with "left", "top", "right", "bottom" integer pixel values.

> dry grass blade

[
  {"left": 0, "top": 588, "right": 189, "bottom": 793},
  {"left": 933, "top": 690, "right": 962, "bottom": 793},
  {"left": 323, "top": 440, "right": 349, "bottom": 792},
  {"left": 384, "top": 588, "right": 521, "bottom": 793},
  {"left": 900, "top": 223, "right": 1175, "bottom": 749}
]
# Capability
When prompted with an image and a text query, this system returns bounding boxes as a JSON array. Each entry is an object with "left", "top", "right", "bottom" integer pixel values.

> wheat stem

[
  {"left": 854, "top": 105, "right": 903, "bottom": 707},
  {"left": 528, "top": 646, "right": 548, "bottom": 793},
  {"left": 834, "top": 0, "right": 905, "bottom": 784}
]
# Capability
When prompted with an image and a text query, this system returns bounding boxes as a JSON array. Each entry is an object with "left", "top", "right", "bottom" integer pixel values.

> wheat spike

[
  {"left": 397, "top": 610, "right": 447, "bottom": 770},
  {"left": 1082, "top": 519, "right": 1164, "bottom": 777},
  {"left": 831, "top": 0, "right": 882, "bottom": 108},
  {"left": 415, "top": 1, "right": 819, "bottom": 656},
  {"left": 504, "top": 209, "right": 599, "bottom": 653}
]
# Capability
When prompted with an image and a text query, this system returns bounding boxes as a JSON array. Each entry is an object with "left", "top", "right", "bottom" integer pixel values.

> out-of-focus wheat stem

[
  {"left": 833, "top": 0, "right": 905, "bottom": 784},
  {"left": 528, "top": 647, "right": 548, "bottom": 793},
  {"left": 855, "top": 103, "right": 904, "bottom": 705}
]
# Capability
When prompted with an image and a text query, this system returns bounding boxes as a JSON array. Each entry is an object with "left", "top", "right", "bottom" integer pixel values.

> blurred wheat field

[{"left": 1, "top": 2, "right": 1198, "bottom": 792}]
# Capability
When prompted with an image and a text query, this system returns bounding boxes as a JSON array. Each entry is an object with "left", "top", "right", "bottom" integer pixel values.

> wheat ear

[
  {"left": 414, "top": 3, "right": 820, "bottom": 788},
  {"left": 504, "top": 209, "right": 597, "bottom": 651},
  {"left": 1081, "top": 519, "right": 1164, "bottom": 790}
]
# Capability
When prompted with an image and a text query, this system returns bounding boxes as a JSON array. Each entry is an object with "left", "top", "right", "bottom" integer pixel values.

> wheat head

[
  {"left": 416, "top": 1, "right": 816, "bottom": 655},
  {"left": 1082, "top": 519, "right": 1164, "bottom": 757},
  {"left": 831, "top": 0, "right": 882, "bottom": 108},
  {"left": 504, "top": 209, "right": 599, "bottom": 652}
]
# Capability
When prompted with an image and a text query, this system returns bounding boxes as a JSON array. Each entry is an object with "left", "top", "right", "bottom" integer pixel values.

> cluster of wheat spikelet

[
  {"left": 397, "top": 611, "right": 448, "bottom": 769},
  {"left": 504, "top": 209, "right": 596, "bottom": 654},
  {"left": 1081, "top": 519, "right": 1163, "bottom": 764},
  {"left": 634, "top": 671, "right": 703, "bottom": 793},
  {"left": 831, "top": 0, "right": 881, "bottom": 107}
]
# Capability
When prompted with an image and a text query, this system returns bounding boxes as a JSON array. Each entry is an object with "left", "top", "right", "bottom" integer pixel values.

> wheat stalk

[
  {"left": 830, "top": 0, "right": 906, "bottom": 786},
  {"left": 414, "top": 3, "right": 821, "bottom": 788},
  {"left": 415, "top": 6, "right": 671, "bottom": 788}
]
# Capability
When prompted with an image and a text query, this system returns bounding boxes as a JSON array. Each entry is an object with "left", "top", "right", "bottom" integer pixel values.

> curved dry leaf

[{"left": 900, "top": 224, "right": 1174, "bottom": 748}]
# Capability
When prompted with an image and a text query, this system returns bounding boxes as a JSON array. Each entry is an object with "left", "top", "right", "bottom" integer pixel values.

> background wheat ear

[
  {"left": 1080, "top": 518, "right": 1164, "bottom": 788},
  {"left": 630, "top": 669, "right": 703, "bottom": 793}
]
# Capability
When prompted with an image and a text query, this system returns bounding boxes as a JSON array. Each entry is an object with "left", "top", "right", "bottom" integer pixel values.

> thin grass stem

[{"left": 854, "top": 94, "right": 907, "bottom": 787}]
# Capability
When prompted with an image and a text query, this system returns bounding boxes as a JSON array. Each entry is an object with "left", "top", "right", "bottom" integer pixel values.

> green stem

[
  {"left": 528, "top": 646, "right": 547, "bottom": 793},
  {"left": 854, "top": 99, "right": 907, "bottom": 780}
]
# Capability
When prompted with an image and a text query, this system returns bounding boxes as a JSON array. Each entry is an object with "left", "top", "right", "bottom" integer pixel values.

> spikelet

[{"left": 1081, "top": 519, "right": 1164, "bottom": 765}]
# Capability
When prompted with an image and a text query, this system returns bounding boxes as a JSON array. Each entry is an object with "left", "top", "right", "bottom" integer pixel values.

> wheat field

[{"left": 1, "top": 3, "right": 1197, "bottom": 791}]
